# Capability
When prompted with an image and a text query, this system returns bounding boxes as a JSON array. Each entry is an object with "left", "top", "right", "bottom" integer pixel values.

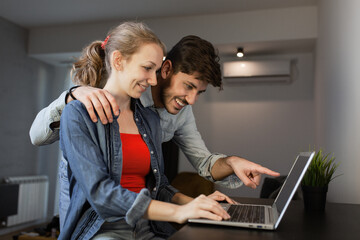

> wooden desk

[{"left": 169, "top": 198, "right": 360, "bottom": 240}]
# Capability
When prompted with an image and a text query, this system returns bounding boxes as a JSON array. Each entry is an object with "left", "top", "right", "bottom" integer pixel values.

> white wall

[
  {"left": 315, "top": 0, "right": 360, "bottom": 204},
  {"left": 27, "top": 6, "right": 317, "bottom": 63},
  {"left": 35, "top": 66, "right": 71, "bottom": 217},
  {"left": 0, "top": 17, "right": 52, "bottom": 178},
  {"left": 0, "top": 17, "right": 69, "bottom": 234}
]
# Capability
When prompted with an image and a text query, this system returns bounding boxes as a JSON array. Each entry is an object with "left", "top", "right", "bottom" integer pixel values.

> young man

[{"left": 30, "top": 36, "right": 279, "bottom": 212}]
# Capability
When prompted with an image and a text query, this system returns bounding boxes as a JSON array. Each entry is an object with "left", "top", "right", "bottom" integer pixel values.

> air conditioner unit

[{"left": 223, "top": 60, "right": 291, "bottom": 83}]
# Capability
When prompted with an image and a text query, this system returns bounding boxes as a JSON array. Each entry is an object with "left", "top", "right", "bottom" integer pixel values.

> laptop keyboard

[{"left": 225, "top": 205, "right": 265, "bottom": 224}]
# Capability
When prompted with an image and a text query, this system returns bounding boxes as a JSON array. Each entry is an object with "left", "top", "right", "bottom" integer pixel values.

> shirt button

[
  {"left": 150, "top": 151, "right": 154, "bottom": 154},
  {"left": 153, "top": 169, "right": 157, "bottom": 173},
  {"left": 153, "top": 187, "right": 157, "bottom": 191},
  {"left": 143, "top": 133, "right": 147, "bottom": 137},
  {"left": 135, "top": 118, "right": 139, "bottom": 121}
]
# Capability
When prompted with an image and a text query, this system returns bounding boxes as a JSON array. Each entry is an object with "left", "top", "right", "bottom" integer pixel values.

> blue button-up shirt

[{"left": 59, "top": 99, "right": 177, "bottom": 240}]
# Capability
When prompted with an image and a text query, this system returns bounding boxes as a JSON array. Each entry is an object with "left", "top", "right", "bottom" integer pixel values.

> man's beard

[{"left": 160, "top": 89, "right": 173, "bottom": 114}]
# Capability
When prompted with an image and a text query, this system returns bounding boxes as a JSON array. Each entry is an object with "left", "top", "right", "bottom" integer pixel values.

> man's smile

[{"left": 175, "top": 98, "right": 186, "bottom": 108}]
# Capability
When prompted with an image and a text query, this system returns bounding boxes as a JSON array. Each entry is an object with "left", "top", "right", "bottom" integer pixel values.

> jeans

[{"left": 92, "top": 219, "right": 164, "bottom": 240}]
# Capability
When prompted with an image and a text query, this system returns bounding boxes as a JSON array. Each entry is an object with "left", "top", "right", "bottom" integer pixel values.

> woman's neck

[
  {"left": 104, "top": 77, "right": 138, "bottom": 134},
  {"left": 103, "top": 78, "right": 131, "bottom": 111}
]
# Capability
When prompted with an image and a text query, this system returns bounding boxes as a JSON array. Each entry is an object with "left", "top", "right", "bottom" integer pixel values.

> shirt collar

[{"left": 113, "top": 98, "right": 141, "bottom": 121}]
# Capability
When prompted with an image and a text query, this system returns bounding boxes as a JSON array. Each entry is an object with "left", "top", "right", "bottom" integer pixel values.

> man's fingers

[
  {"left": 243, "top": 166, "right": 280, "bottom": 188},
  {"left": 249, "top": 173, "right": 262, "bottom": 186},
  {"left": 72, "top": 86, "right": 120, "bottom": 124},
  {"left": 102, "top": 90, "right": 120, "bottom": 116},
  {"left": 89, "top": 95, "right": 109, "bottom": 124},
  {"left": 236, "top": 170, "right": 257, "bottom": 189},
  {"left": 82, "top": 98, "right": 98, "bottom": 123},
  {"left": 91, "top": 90, "right": 119, "bottom": 124},
  {"left": 92, "top": 92, "right": 114, "bottom": 124},
  {"left": 227, "top": 156, "right": 280, "bottom": 190},
  {"left": 252, "top": 167, "right": 280, "bottom": 179},
  {"left": 261, "top": 167, "right": 281, "bottom": 177}
]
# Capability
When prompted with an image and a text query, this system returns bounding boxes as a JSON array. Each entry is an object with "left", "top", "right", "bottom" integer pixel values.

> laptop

[{"left": 188, "top": 151, "right": 315, "bottom": 230}]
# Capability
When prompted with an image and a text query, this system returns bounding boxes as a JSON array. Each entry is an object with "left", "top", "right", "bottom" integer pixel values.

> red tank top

[{"left": 120, "top": 133, "right": 151, "bottom": 193}]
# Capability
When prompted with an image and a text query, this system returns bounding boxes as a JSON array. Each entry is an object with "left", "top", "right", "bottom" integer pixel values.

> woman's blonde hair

[{"left": 72, "top": 22, "right": 165, "bottom": 88}]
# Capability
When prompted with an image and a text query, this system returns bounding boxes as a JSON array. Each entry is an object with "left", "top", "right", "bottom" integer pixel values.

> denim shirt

[
  {"left": 29, "top": 89, "right": 242, "bottom": 189},
  {"left": 59, "top": 99, "right": 177, "bottom": 240}
]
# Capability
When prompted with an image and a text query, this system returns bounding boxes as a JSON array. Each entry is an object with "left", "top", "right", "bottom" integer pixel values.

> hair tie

[{"left": 101, "top": 35, "right": 110, "bottom": 49}]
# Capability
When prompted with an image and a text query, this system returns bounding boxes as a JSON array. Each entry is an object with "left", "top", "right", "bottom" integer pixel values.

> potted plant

[{"left": 301, "top": 149, "right": 340, "bottom": 211}]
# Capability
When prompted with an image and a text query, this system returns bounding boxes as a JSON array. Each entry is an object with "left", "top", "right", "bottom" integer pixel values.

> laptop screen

[{"left": 274, "top": 153, "right": 314, "bottom": 214}]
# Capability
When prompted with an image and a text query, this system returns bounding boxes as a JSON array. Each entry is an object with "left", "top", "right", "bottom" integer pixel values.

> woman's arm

[
  {"left": 144, "top": 195, "right": 230, "bottom": 224},
  {"left": 171, "top": 192, "right": 193, "bottom": 205},
  {"left": 60, "top": 101, "right": 151, "bottom": 226}
]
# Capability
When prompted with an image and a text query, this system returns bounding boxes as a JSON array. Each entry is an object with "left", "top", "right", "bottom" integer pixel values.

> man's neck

[{"left": 151, "top": 85, "right": 164, "bottom": 108}]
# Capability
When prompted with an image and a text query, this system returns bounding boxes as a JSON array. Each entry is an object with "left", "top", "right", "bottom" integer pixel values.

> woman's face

[{"left": 118, "top": 43, "right": 163, "bottom": 99}]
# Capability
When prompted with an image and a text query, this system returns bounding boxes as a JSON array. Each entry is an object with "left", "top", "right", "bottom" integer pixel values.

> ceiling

[
  {"left": 0, "top": 0, "right": 317, "bottom": 29},
  {"left": 0, "top": 0, "right": 318, "bottom": 63}
]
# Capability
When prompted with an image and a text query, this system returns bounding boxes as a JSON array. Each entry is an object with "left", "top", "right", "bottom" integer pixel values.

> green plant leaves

[{"left": 302, "top": 149, "right": 341, "bottom": 187}]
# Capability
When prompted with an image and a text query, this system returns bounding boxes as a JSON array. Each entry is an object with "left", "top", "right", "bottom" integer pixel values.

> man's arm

[
  {"left": 211, "top": 156, "right": 280, "bottom": 189},
  {"left": 29, "top": 91, "right": 67, "bottom": 146},
  {"left": 29, "top": 86, "right": 119, "bottom": 146},
  {"left": 69, "top": 86, "right": 119, "bottom": 124},
  {"left": 172, "top": 106, "right": 279, "bottom": 189},
  {"left": 171, "top": 106, "right": 241, "bottom": 188}
]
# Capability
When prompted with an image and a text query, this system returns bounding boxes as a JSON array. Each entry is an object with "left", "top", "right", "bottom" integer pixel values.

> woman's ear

[
  {"left": 111, "top": 50, "right": 123, "bottom": 71},
  {"left": 160, "top": 59, "right": 172, "bottom": 79}
]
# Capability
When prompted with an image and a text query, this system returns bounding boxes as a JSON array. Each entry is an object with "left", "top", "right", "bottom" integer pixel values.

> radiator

[{"left": 4, "top": 175, "right": 49, "bottom": 227}]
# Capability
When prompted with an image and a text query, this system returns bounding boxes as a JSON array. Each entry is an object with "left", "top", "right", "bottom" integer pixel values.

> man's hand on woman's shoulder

[{"left": 70, "top": 86, "right": 119, "bottom": 124}]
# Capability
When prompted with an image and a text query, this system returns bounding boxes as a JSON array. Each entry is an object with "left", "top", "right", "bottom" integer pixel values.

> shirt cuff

[
  {"left": 125, "top": 188, "right": 152, "bottom": 227},
  {"left": 157, "top": 185, "right": 179, "bottom": 203},
  {"left": 214, "top": 174, "right": 243, "bottom": 189},
  {"left": 209, "top": 153, "right": 243, "bottom": 189}
]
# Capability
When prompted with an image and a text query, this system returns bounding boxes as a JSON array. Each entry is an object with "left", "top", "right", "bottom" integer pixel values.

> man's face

[{"left": 159, "top": 71, "right": 208, "bottom": 115}]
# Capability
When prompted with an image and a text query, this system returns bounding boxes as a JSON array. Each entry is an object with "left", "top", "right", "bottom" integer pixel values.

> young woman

[{"left": 58, "top": 22, "right": 230, "bottom": 240}]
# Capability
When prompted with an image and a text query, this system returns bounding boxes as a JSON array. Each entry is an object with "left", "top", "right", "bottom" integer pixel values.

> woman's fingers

[
  {"left": 197, "top": 209, "right": 223, "bottom": 221},
  {"left": 176, "top": 195, "right": 231, "bottom": 223},
  {"left": 207, "top": 190, "right": 236, "bottom": 204},
  {"left": 193, "top": 195, "right": 230, "bottom": 220}
]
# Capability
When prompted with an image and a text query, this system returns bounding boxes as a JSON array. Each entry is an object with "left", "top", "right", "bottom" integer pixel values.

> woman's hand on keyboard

[
  {"left": 207, "top": 190, "right": 238, "bottom": 204},
  {"left": 175, "top": 194, "right": 231, "bottom": 223}
]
